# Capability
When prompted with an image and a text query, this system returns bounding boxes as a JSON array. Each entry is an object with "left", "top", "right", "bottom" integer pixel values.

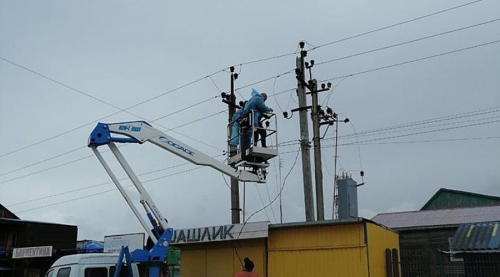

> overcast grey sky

[{"left": 1, "top": 0, "right": 499, "bottom": 241}]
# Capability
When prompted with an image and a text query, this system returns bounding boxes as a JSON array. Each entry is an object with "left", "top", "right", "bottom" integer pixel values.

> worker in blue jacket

[
  {"left": 242, "top": 89, "right": 273, "bottom": 148},
  {"left": 229, "top": 103, "right": 246, "bottom": 147}
]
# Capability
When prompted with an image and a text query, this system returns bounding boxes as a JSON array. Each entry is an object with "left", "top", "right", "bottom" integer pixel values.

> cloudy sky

[{"left": 1, "top": 0, "right": 499, "bottom": 241}]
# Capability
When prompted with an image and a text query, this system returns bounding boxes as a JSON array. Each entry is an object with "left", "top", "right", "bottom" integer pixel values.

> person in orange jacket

[{"left": 233, "top": 257, "right": 260, "bottom": 277}]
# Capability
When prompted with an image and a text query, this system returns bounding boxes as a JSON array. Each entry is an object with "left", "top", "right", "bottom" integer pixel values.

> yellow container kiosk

[{"left": 173, "top": 218, "right": 399, "bottom": 277}]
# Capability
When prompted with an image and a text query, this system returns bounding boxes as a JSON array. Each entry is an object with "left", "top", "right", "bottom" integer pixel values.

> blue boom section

[
  {"left": 113, "top": 229, "right": 174, "bottom": 277},
  {"left": 88, "top": 123, "right": 139, "bottom": 147}
]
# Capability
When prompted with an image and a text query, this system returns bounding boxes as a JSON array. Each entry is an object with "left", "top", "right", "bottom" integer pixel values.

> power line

[
  {"left": 310, "top": 0, "right": 483, "bottom": 51},
  {"left": 343, "top": 136, "right": 500, "bottom": 146},
  {"left": 323, "top": 119, "right": 500, "bottom": 148},
  {"left": 0, "top": 56, "right": 223, "bottom": 158},
  {"left": 322, "top": 39, "right": 500, "bottom": 82},
  {"left": 13, "top": 166, "right": 203, "bottom": 214},
  {"left": 333, "top": 107, "right": 500, "bottom": 140},
  {"left": 316, "top": 18, "right": 500, "bottom": 66},
  {"left": 9, "top": 151, "right": 226, "bottom": 208},
  {"left": 277, "top": 106, "right": 500, "bottom": 147},
  {"left": 7, "top": 161, "right": 191, "bottom": 207},
  {"left": 0, "top": 112, "right": 226, "bottom": 183},
  {"left": 11, "top": 121, "right": 499, "bottom": 212},
  {"left": 1, "top": 1, "right": 485, "bottom": 160},
  {"left": 0, "top": 146, "right": 86, "bottom": 178},
  {"left": 331, "top": 115, "right": 500, "bottom": 141},
  {"left": 228, "top": 51, "right": 298, "bottom": 69},
  {"left": 0, "top": 55, "right": 223, "bottom": 143},
  {"left": 224, "top": 1, "right": 483, "bottom": 71},
  {"left": 1, "top": 2, "right": 477, "bottom": 162},
  {"left": 279, "top": 136, "right": 500, "bottom": 155},
  {"left": 280, "top": 115, "right": 500, "bottom": 148},
  {"left": 235, "top": 69, "right": 295, "bottom": 91},
  {"left": 238, "top": 147, "right": 300, "bottom": 226},
  {"left": 278, "top": 114, "right": 500, "bottom": 151}
]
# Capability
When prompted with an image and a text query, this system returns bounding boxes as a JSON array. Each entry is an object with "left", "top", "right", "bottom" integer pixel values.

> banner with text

[{"left": 170, "top": 221, "right": 268, "bottom": 245}]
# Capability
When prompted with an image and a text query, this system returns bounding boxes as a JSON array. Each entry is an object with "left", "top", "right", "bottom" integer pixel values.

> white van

[{"left": 43, "top": 253, "right": 140, "bottom": 277}]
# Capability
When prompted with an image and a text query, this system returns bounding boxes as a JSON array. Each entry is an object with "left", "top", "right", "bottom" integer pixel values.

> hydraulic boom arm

[
  {"left": 87, "top": 120, "right": 268, "bottom": 277},
  {"left": 88, "top": 121, "right": 265, "bottom": 183}
]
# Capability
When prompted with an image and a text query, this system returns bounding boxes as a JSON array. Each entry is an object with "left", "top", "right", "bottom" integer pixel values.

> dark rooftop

[{"left": 372, "top": 205, "right": 500, "bottom": 230}]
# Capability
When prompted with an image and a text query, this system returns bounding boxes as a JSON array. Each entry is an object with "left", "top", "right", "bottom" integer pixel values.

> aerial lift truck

[{"left": 87, "top": 116, "right": 277, "bottom": 277}]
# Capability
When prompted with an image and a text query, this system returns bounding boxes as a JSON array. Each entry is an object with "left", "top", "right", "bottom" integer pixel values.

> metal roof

[
  {"left": 421, "top": 188, "right": 500, "bottom": 210},
  {"left": 269, "top": 217, "right": 362, "bottom": 229},
  {"left": 450, "top": 221, "right": 500, "bottom": 252},
  {"left": 371, "top": 205, "right": 500, "bottom": 230},
  {"left": 0, "top": 217, "right": 76, "bottom": 227}
]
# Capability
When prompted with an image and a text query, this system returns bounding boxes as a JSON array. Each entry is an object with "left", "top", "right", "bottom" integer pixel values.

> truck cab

[{"left": 43, "top": 253, "right": 140, "bottom": 277}]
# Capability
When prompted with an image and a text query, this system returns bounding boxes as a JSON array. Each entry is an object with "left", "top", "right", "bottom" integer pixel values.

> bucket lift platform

[{"left": 227, "top": 111, "right": 278, "bottom": 171}]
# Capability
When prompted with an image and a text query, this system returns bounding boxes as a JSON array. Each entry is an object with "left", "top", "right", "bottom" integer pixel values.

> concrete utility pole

[
  {"left": 291, "top": 46, "right": 333, "bottom": 221},
  {"left": 228, "top": 66, "right": 240, "bottom": 224},
  {"left": 295, "top": 42, "right": 315, "bottom": 222},
  {"left": 310, "top": 78, "right": 325, "bottom": 221}
]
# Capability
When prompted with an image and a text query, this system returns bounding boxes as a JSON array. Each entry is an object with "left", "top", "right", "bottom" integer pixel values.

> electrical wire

[
  {"left": 332, "top": 107, "right": 500, "bottom": 141},
  {"left": 232, "top": 146, "right": 300, "bottom": 267},
  {"left": 321, "top": 39, "right": 500, "bottom": 82},
  {"left": 322, "top": 119, "right": 500, "bottom": 148},
  {"left": 228, "top": 51, "right": 298, "bottom": 69},
  {"left": 10, "top": 153, "right": 227, "bottom": 211},
  {"left": 239, "top": 147, "right": 300, "bottom": 225},
  {"left": 254, "top": 185, "right": 272, "bottom": 222},
  {"left": 0, "top": 146, "right": 86, "bottom": 178},
  {"left": 278, "top": 136, "right": 500, "bottom": 155},
  {"left": 321, "top": 76, "right": 349, "bottom": 107},
  {"left": 331, "top": 115, "right": 500, "bottom": 141},
  {"left": 224, "top": 0, "right": 483, "bottom": 72},
  {"left": 0, "top": 56, "right": 224, "bottom": 158},
  {"left": 271, "top": 76, "right": 285, "bottom": 113},
  {"left": 0, "top": 112, "right": 227, "bottom": 184},
  {"left": 0, "top": 0, "right": 494, "bottom": 216},
  {"left": 235, "top": 69, "right": 295, "bottom": 91},
  {"left": 316, "top": 18, "right": 500, "bottom": 67},
  {"left": 13, "top": 166, "right": 204, "bottom": 214},
  {"left": 7, "top": 161, "right": 191, "bottom": 207},
  {"left": 10, "top": 113, "right": 498, "bottom": 213},
  {"left": 0, "top": 0, "right": 485, "bottom": 160},
  {"left": 309, "top": 0, "right": 484, "bottom": 51},
  {"left": 279, "top": 115, "right": 500, "bottom": 148},
  {"left": 345, "top": 136, "right": 500, "bottom": 146}
]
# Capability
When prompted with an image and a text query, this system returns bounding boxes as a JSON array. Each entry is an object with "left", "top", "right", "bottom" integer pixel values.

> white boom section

[
  {"left": 91, "top": 144, "right": 162, "bottom": 243},
  {"left": 105, "top": 121, "right": 264, "bottom": 183}
]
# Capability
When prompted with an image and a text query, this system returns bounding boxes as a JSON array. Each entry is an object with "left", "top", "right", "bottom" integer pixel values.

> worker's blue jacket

[
  {"left": 229, "top": 108, "right": 244, "bottom": 146},
  {"left": 242, "top": 89, "right": 272, "bottom": 126}
]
